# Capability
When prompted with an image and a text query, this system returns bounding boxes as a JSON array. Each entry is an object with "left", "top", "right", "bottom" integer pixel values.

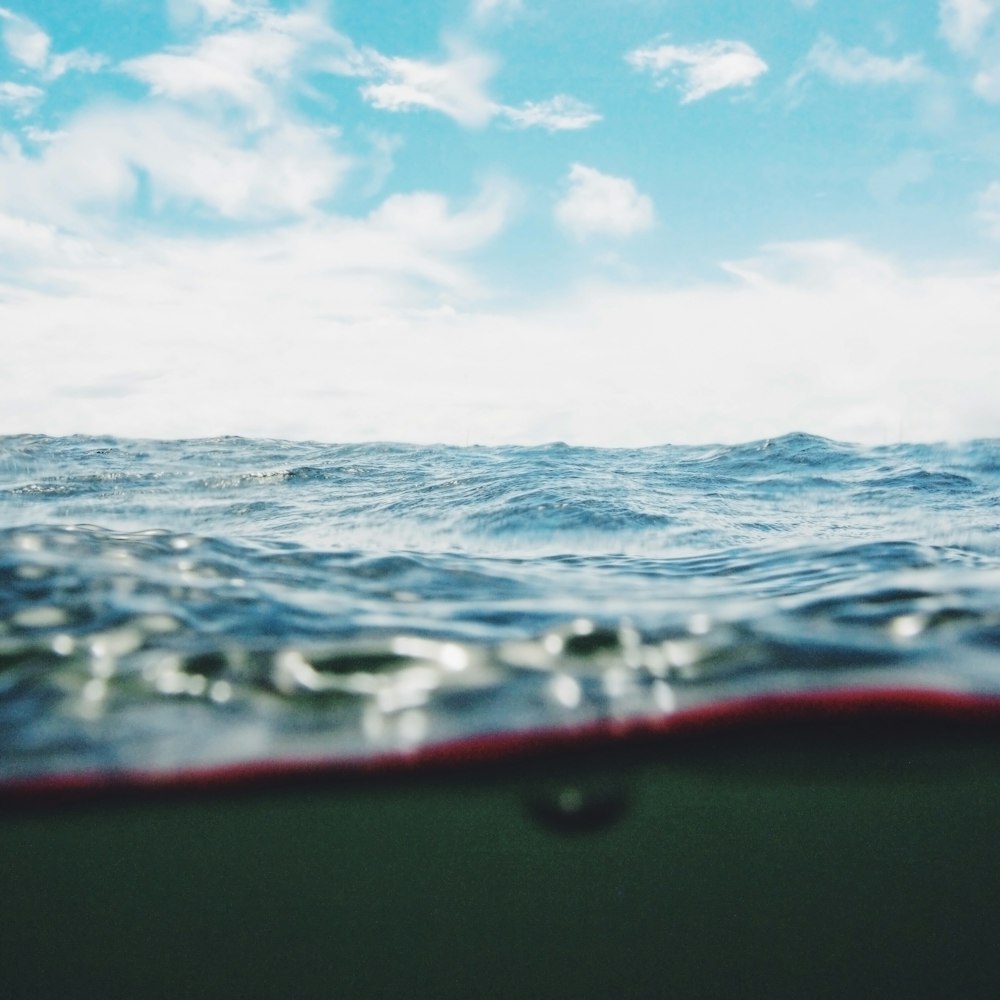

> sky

[{"left": 1, "top": 0, "right": 999, "bottom": 446}]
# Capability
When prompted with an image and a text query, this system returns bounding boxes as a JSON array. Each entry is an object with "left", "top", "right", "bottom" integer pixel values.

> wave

[{"left": 1, "top": 433, "right": 999, "bottom": 781}]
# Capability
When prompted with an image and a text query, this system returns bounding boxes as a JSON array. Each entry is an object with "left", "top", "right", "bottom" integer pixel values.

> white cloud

[
  {"left": 0, "top": 180, "right": 518, "bottom": 442},
  {"left": 627, "top": 37, "right": 768, "bottom": 103},
  {"left": 974, "top": 64, "right": 1000, "bottom": 97},
  {"left": 721, "top": 239, "right": 899, "bottom": 287},
  {"left": 554, "top": 164, "right": 654, "bottom": 240},
  {"left": 21, "top": 125, "right": 62, "bottom": 143},
  {"left": 938, "top": 1, "right": 1000, "bottom": 102},
  {"left": 0, "top": 7, "right": 104, "bottom": 82},
  {"left": 0, "top": 80, "right": 43, "bottom": 115},
  {"left": 498, "top": 95, "right": 601, "bottom": 131},
  {"left": 939, "top": 0, "right": 999, "bottom": 53},
  {"left": 167, "top": 0, "right": 265, "bottom": 28},
  {"left": 360, "top": 49, "right": 600, "bottom": 131},
  {"left": 360, "top": 47, "right": 499, "bottom": 128},
  {"left": 122, "top": 8, "right": 352, "bottom": 126},
  {"left": 0, "top": 169, "right": 511, "bottom": 295},
  {"left": 472, "top": 0, "right": 524, "bottom": 20},
  {"left": 0, "top": 210, "right": 99, "bottom": 278},
  {"left": 0, "top": 104, "right": 349, "bottom": 227},
  {"left": 46, "top": 50, "right": 108, "bottom": 80},
  {"left": 2, "top": 239, "right": 998, "bottom": 446},
  {"left": 0, "top": 7, "right": 50, "bottom": 69},
  {"left": 360, "top": 130, "right": 402, "bottom": 197},
  {"left": 977, "top": 181, "right": 1000, "bottom": 238},
  {"left": 127, "top": 5, "right": 592, "bottom": 133},
  {"left": 794, "top": 35, "right": 930, "bottom": 86},
  {"left": 868, "top": 150, "right": 934, "bottom": 203}
]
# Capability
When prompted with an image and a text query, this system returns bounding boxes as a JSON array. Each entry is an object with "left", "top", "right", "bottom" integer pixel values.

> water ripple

[{"left": 1, "top": 433, "right": 999, "bottom": 781}]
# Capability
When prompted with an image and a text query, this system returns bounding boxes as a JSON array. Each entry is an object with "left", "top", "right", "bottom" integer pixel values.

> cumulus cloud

[
  {"left": 554, "top": 164, "right": 654, "bottom": 240},
  {"left": 792, "top": 34, "right": 930, "bottom": 87},
  {"left": 0, "top": 178, "right": 518, "bottom": 442},
  {"left": 939, "top": 0, "right": 999, "bottom": 52},
  {"left": 0, "top": 2, "right": 584, "bottom": 253},
  {"left": 627, "top": 37, "right": 768, "bottom": 103},
  {"left": 0, "top": 104, "right": 349, "bottom": 227},
  {"left": 3, "top": 5, "right": 995, "bottom": 450},
  {"left": 0, "top": 160, "right": 511, "bottom": 293},
  {"left": 368, "top": 180, "right": 512, "bottom": 254},
  {"left": 498, "top": 95, "right": 601, "bottom": 131}
]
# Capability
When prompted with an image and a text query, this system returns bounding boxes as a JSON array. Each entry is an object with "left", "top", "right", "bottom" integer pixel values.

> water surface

[{"left": 2, "top": 433, "right": 999, "bottom": 781}]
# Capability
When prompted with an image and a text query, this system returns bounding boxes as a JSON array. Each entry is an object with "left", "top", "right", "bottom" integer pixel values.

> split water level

[{"left": 2, "top": 432, "right": 999, "bottom": 783}]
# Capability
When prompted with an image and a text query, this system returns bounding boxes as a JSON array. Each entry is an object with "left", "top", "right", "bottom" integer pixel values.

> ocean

[{"left": 2, "top": 432, "right": 999, "bottom": 785}]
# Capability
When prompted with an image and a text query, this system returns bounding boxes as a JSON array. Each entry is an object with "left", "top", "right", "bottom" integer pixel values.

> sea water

[{"left": 1, "top": 432, "right": 999, "bottom": 781}]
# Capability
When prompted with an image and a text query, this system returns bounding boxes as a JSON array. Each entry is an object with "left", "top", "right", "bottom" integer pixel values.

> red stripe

[{"left": 3, "top": 687, "right": 1000, "bottom": 802}]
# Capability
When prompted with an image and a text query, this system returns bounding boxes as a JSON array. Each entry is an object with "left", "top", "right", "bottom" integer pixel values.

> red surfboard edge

[{"left": 3, "top": 686, "right": 1000, "bottom": 804}]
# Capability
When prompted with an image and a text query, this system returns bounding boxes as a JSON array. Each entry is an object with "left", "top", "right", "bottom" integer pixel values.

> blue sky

[{"left": 1, "top": 0, "right": 999, "bottom": 445}]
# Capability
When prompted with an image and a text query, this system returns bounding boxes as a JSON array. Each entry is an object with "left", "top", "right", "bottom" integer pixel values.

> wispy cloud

[
  {"left": 360, "top": 44, "right": 599, "bottom": 131},
  {"left": 129, "top": 4, "right": 595, "bottom": 133},
  {"left": 471, "top": 0, "right": 524, "bottom": 21},
  {"left": 498, "top": 95, "right": 601, "bottom": 131},
  {"left": 868, "top": 150, "right": 934, "bottom": 203},
  {"left": 122, "top": 7, "right": 358, "bottom": 127},
  {"left": 167, "top": 0, "right": 262, "bottom": 26},
  {"left": 977, "top": 180, "right": 1000, "bottom": 237},
  {"left": 0, "top": 6, "right": 105, "bottom": 81},
  {"left": 360, "top": 46, "right": 499, "bottom": 128},
  {"left": 0, "top": 81, "right": 43, "bottom": 116},
  {"left": 627, "top": 36, "right": 768, "bottom": 103},
  {"left": 792, "top": 34, "right": 930, "bottom": 87},
  {"left": 554, "top": 164, "right": 654, "bottom": 240}
]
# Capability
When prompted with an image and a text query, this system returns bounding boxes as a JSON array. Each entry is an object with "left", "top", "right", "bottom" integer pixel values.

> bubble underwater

[{"left": 2, "top": 432, "right": 1000, "bottom": 785}]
